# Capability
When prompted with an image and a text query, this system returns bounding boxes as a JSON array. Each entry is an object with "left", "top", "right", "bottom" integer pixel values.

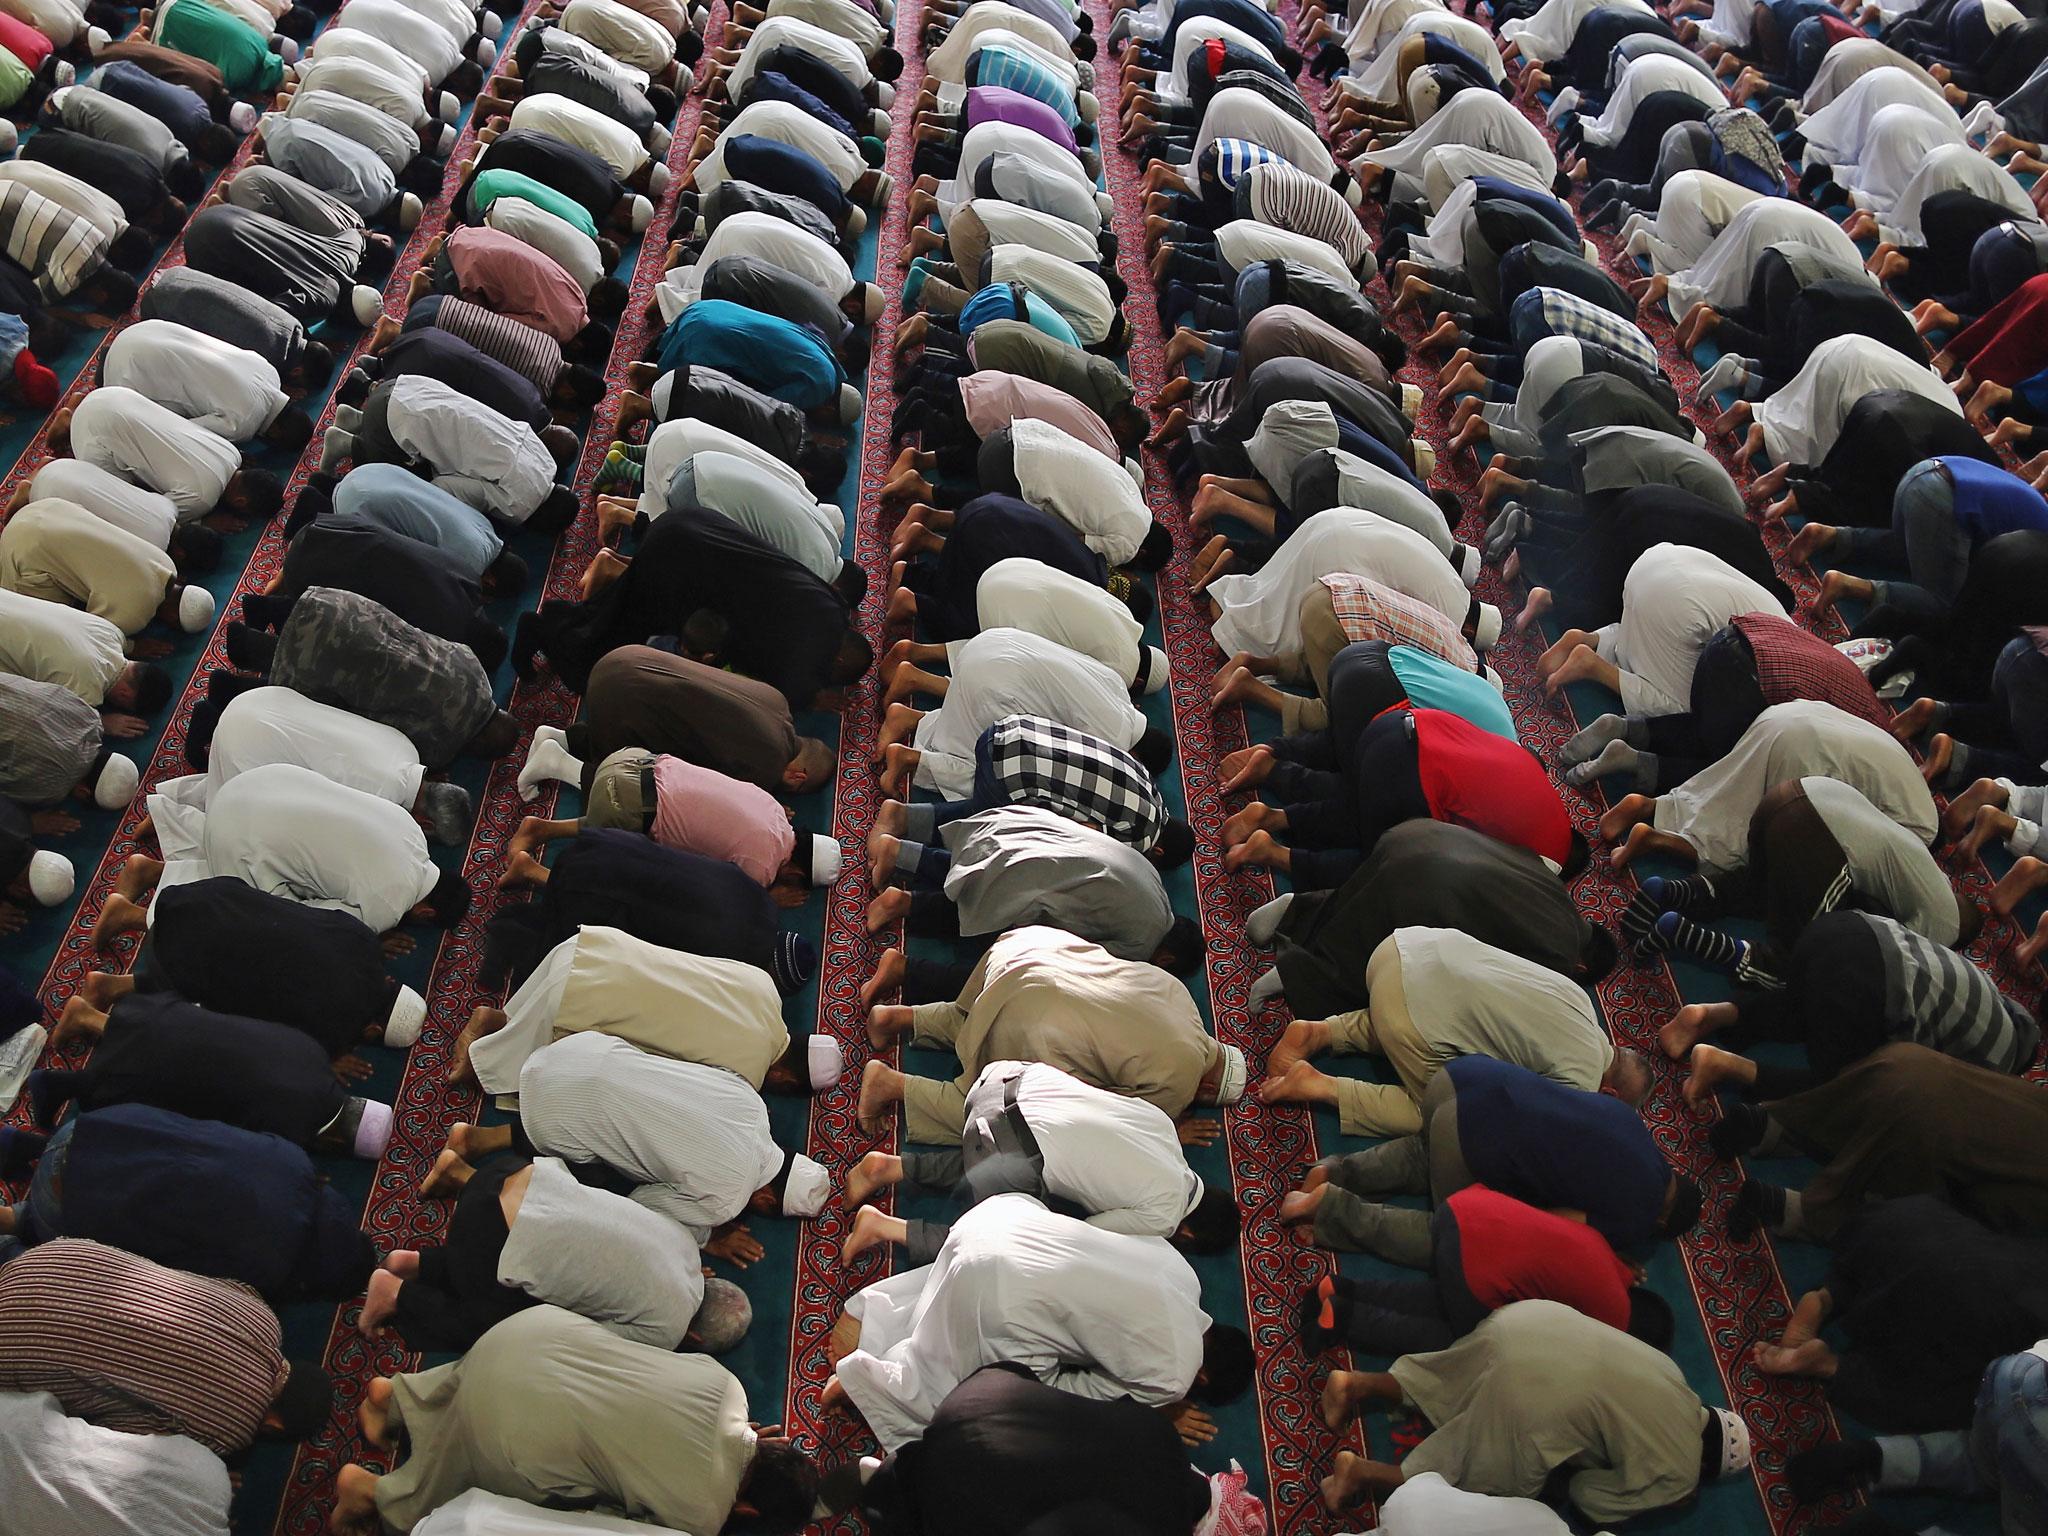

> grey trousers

[{"left": 1312, "top": 1072, "right": 1474, "bottom": 1256}]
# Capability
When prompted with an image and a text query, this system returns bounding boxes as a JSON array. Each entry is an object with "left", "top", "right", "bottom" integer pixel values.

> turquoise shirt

[{"left": 1388, "top": 645, "right": 1518, "bottom": 742}]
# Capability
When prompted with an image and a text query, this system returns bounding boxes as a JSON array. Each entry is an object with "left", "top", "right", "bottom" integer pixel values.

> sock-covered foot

[
  {"left": 1561, "top": 713, "right": 1631, "bottom": 766},
  {"left": 1246, "top": 892, "right": 1293, "bottom": 946},
  {"left": 1563, "top": 737, "right": 1645, "bottom": 788},
  {"left": 1654, "top": 911, "right": 1748, "bottom": 972},
  {"left": 418, "top": 782, "right": 474, "bottom": 846},
  {"left": 1786, "top": 1440, "right": 1880, "bottom": 1502},
  {"left": 1727, "top": 1177, "right": 1787, "bottom": 1240},
  {"left": 1708, "top": 1101, "right": 1769, "bottom": 1159},
  {"left": 0, "top": 1126, "right": 48, "bottom": 1179},
  {"left": 517, "top": 733, "right": 583, "bottom": 802},
  {"left": 1247, "top": 967, "right": 1284, "bottom": 1006},
  {"left": 1621, "top": 874, "right": 1718, "bottom": 950}
]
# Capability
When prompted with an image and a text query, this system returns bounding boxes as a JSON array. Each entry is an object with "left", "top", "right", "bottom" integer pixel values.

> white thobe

[
  {"left": 639, "top": 415, "right": 815, "bottom": 524},
  {"left": 305, "top": 23, "right": 433, "bottom": 90},
  {"left": 470, "top": 925, "right": 790, "bottom": 1097},
  {"left": 412, "top": 1490, "right": 692, "bottom": 1536},
  {"left": 517, "top": 1031, "right": 785, "bottom": 1241},
  {"left": 656, "top": 209, "right": 855, "bottom": 323},
  {"left": 0, "top": 162, "right": 124, "bottom": 241},
  {"left": 729, "top": 16, "right": 875, "bottom": 99},
  {"left": 1010, "top": 417, "right": 1149, "bottom": 567},
  {"left": 0, "top": 1391, "right": 231, "bottom": 1536},
  {"left": 0, "top": 576, "right": 128, "bottom": 704},
  {"left": 763, "top": 0, "right": 888, "bottom": 52},
  {"left": 972, "top": 200, "right": 1100, "bottom": 267},
  {"left": 1798, "top": 67, "right": 1955, "bottom": 170},
  {"left": 152, "top": 761, "right": 441, "bottom": 931},
  {"left": 989, "top": 248, "right": 1116, "bottom": 344},
  {"left": 1798, "top": 40, "right": 1937, "bottom": 113},
  {"left": 1841, "top": 104, "right": 1964, "bottom": 217},
  {"left": 1352, "top": 11, "right": 1501, "bottom": 98},
  {"left": 386, "top": 375, "right": 558, "bottom": 522},
  {"left": 508, "top": 94, "right": 650, "bottom": 180},
  {"left": 837, "top": 1194, "right": 1209, "bottom": 1451},
  {"left": 1207, "top": 507, "right": 1467, "bottom": 656},
  {"left": 1157, "top": 17, "right": 1273, "bottom": 105},
  {"left": 1756, "top": 334, "right": 1959, "bottom": 467},
  {"left": 404, "top": 0, "right": 480, "bottom": 45},
  {"left": 693, "top": 101, "right": 864, "bottom": 197},
  {"left": 1622, "top": 170, "right": 1763, "bottom": 276},
  {"left": 560, "top": 0, "right": 677, "bottom": 73},
  {"left": 1365, "top": 89, "right": 1552, "bottom": 201},
  {"left": 29, "top": 458, "right": 178, "bottom": 550},
  {"left": 970, "top": 1061, "right": 1203, "bottom": 1236},
  {"left": 291, "top": 53, "right": 435, "bottom": 130},
  {"left": 69, "top": 386, "right": 243, "bottom": 518},
  {"left": 103, "top": 321, "right": 289, "bottom": 443},
  {"left": 1597, "top": 545, "right": 1789, "bottom": 716},
  {"left": 1877, "top": 142, "right": 2037, "bottom": 248},
  {"left": 973, "top": 557, "right": 1147, "bottom": 683},
  {"left": 1371, "top": 1473, "right": 1582, "bottom": 1536},
  {"left": 1664, "top": 199, "right": 1871, "bottom": 316},
  {"left": 1190, "top": 89, "right": 1336, "bottom": 182},
  {"left": 912, "top": 628, "right": 1146, "bottom": 796},
  {"left": 1500, "top": 0, "right": 1652, "bottom": 61},
  {"left": 485, "top": 198, "right": 608, "bottom": 296},
  {"left": 1652, "top": 700, "right": 1940, "bottom": 873},
  {"left": 941, "top": 120, "right": 1095, "bottom": 216},
  {"left": 1578, "top": 54, "right": 1727, "bottom": 146},
  {"left": 0, "top": 497, "right": 172, "bottom": 635},
  {"left": 1343, "top": 0, "right": 1445, "bottom": 63},
  {"left": 149, "top": 685, "right": 424, "bottom": 821},
  {"left": 331, "top": 0, "right": 466, "bottom": 81},
  {"left": 1212, "top": 219, "right": 1357, "bottom": 290},
  {"left": 679, "top": 449, "right": 843, "bottom": 580}
]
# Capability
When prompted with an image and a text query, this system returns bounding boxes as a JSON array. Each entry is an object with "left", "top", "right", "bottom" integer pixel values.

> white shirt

[
  {"left": 518, "top": 1031, "right": 785, "bottom": 1241},
  {"left": 305, "top": 24, "right": 433, "bottom": 90},
  {"left": 152, "top": 685, "right": 424, "bottom": 814},
  {"left": 1841, "top": 104, "right": 1963, "bottom": 216},
  {"left": 70, "top": 386, "right": 243, "bottom": 518},
  {"left": 1798, "top": 66, "right": 1955, "bottom": 170},
  {"left": 694, "top": 101, "right": 864, "bottom": 196},
  {"left": 1579, "top": 54, "right": 1728, "bottom": 146},
  {"left": 1501, "top": 0, "right": 1653, "bottom": 61},
  {"left": 927, "top": 4, "right": 1079, "bottom": 79},
  {"left": 838, "top": 1194, "right": 1209, "bottom": 1451},
  {"left": 1191, "top": 88, "right": 1336, "bottom": 182},
  {"left": 330, "top": 0, "right": 465, "bottom": 81},
  {"left": 1302, "top": 450, "right": 1460, "bottom": 567},
  {"left": 958, "top": 147, "right": 1104, "bottom": 231},
  {"left": 729, "top": 15, "right": 875, "bottom": 97},
  {"left": 1393, "top": 927, "right": 1613, "bottom": 1090},
  {"left": 386, "top": 375, "right": 559, "bottom": 523},
  {"left": 762, "top": 0, "right": 888, "bottom": 52},
  {"left": 973, "top": 556, "right": 1146, "bottom": 683},
  {"left": 413, "top": 1490, "right": 692, "bottom": 1536},
  {"left": 508, "top": 94, "right": 650, "bottom": 180},
  {"left": 1597, "top": 544, "right": 1789, "bottom": 715},
  {"left": 156, "top": 761, "right": 441, "bottom": 932},
  {"left": 1877, "top": 141, "right": 2037, "bottom": 248},
  {"left": 485, "top": 198, "right": 608, "bottom": 296},
  {"left": 1372, "top": 1474, "right": 1581, "bottom": 1536},
  {"left": 1010, "top": 417, "right": 1150, "bottom": 567},
  {"left": 292, "top": 52, "right": 435, "bottom": 130},
  {"left": 970, "top": 199, "right": 1100, "bottom": 267},
  {"left": 989, "top": 248, "right": 1116, "bottom": 345},
  {"left": 1756, "top": 334, "right": 1959, "bottom": 466},
  {"left": 532, "top": 25, "right": 651, "bottom": 89},
  {"left": 29, "top": 458, "right": 178, "bottom": 550},
  {"left": 1366, "top": 89, "right": 1553, "bottom": 201},
  {"left": 944, "top": 121, "right": 1095, "bottom": 217},
  {"left": 1653, "top": 700, "right": 1940, "bottom": 874},
  {"left": 0, "top": 584, "right": 128, "bottom": 704},
  {"left": 639, "top": 414, "right": 815, "bottom": 524},
  {"left": 1208, "top": 507, "right": 1467, "bottom": 656},
  {"left": 971, "top": 1061, "right": 1202, "bottom": 1236},
  {"left": 0, "top": 0, "right": 85, "bottom": 45},
  {"left": 679, "top": 449, "right": 843, "bottom": 581},
  {"left": 1212, "top": 219, "right": 1359, "bottom": 291},
  {"left": 0, "top": 161, "right": 124, "bottom": 240},
  {"left": 658, "top": 210, "right": 855, "bottom": 324},
  {"left": 103, "top": 321, "right": 289, "bottom": 443},
  {"left": 1665, "top": 198, "right": 1872, "bottom": 317},
  {"left": 561, "top": 0, "right": 678, "bottom": 72},
  {"left": 913, "top": 627, "right": 1146, "bottom": 797},
  {"left": 0, "top": 1391, "right": 231, "bottom": 1536}
]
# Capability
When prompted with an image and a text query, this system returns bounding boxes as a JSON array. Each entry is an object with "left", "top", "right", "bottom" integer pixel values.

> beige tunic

[
  {"left": 0, "top": 498, "right": 172, "bottom": 635},
  {"left": 0, "top": 586, "right": 129, "bottom": 704},
  {"left": 377, "top": 1307, "right": 756, "bottom": 1535},
  {"left": 902, "top": 925, "right": 1219, "bottom": 1142},
  {"left": 1392, "top": 1300, "right": 1707, "bottom": 1525}
]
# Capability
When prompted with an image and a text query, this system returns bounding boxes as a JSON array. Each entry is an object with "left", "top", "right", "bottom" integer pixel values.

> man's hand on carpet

[
  {"left": 1178, "top": 1116, "right": 1223, "bottom": 1147},
  {"left": 708, "top": 1225, "right": 766, "bottom": 1266},
  {"left": 331, "top": 1053, "right": 376, "bottom": 1084},
  {"left": 1168, "top": 1402, "right": 1218, "bottom": 1445},
  {"left": 101, "top": 712, "right": 149, "bottom": 739}
]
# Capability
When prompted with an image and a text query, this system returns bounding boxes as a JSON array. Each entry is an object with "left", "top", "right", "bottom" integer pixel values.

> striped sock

[{"left": 1654, "top": 911, "right": 1748, "bottom": 973}]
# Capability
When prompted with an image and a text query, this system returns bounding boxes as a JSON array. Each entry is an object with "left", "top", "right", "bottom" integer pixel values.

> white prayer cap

[
  {"left": 0, "top": 121, "right": 17, "bottom": 156},
  {"left": 837, "top": 383, "right": 864, "bottom": 424},
  {"left": 351, "top": 285, "right": 386, "bottom": 327},
  {"left": 1136, "top": 645, "right": 1170, "bottom": 695},
  {"left": 176, "top": 585, "right": 217, "bottom": 633},
  {"left": 1470, "top": 603, "right": 1503, "bottom": 653},
  {"left": 384, "top": 985, "right": 427, "bottom": 1048},
  {"left": 1456, "top": 544, "right": 1481, "bottom": 588},
  {"left": 437, "top": 90, "right": 460, "bottom": 124},
  {"left": 807, "top": 1034, "right": 842, "bottom": 1091},
  {"left": 436, "top": 122, "right": 457, "bottom": 157},
  {"left": 1214, "top": 1044, "right": 1247, "bottom": 1105},
  {"left": 28, "top": 850, "right": 74, "bottom": 906},
  {"left": 800, "top": 832, "right": 843, "bottom": 886},
  {"left": 92, "top": 753, "right": 139, "bottom": 810},
  {"left": 475, "top": 36, "right": 497, "bottom": 71},
  {"left": 628, "top": 194, "right": 655, "bottom": 233},
  {"left": 397, "top": 192, "right": 424, "bottom": 230},
  {"left": 1711, "top": 1409, "right": 1753, "bottom": 1478},
  {"left": 1399, "top": 383, "right": 1423, "bottom": 417},
  {"left": 352, "top": 1098, "right": 395, "bottom": 1159},
  {"left": 874, "top": 79, "right": 894, "bottom": 110},
  {"left": 650, "top": 372, "right": 675, "bottom": 420},
  {"left": 869, "top": 109, "right": 891, "bottom": 139},
  {"left": 846, "top": 203, "right": 869, "bottom": 238},
  {"left": 229, "top": 101, "right": 260, "bottom": 135},
  {"left": 648, "top": 162, "right": 671, "bottom": 198},
  {"left": 85, "top": 24, "right": 110, "bottom": 53},
  {"left": 861, "top": 281, "right": 884, "bottom": 324},
  {"left": 1410, "top": 440, "right": 1435, "bottom": 481},
  {"left": 482, "top": 9, "right": 502, "bottom": 31},
  {"left": 692, "top": 213, "right": 710, "bottom": 238},
  {"left": 649, "top": 123, "right": 672, "bottom": 159},
  {"left": 46, "top": 86, "right": 72, "bottom": 118},
  {"left": 780, "top": 1153, "right": 830, "bottom": 1216},
  {"left": 273, "top": 34, "right": 299, "bottom": 64}
]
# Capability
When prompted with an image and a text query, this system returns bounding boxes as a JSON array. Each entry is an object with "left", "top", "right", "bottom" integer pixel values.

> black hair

[
  {"left": 276, "top": 3, "right": 316, "bottom": 38},
  {"left": 1176, "top": 1184, "right": 1241, "bottom": 1254},
  {"left": 1122, "top": 579, "right": 1155, "bottom": 626},
  {"left": 871, "top": 45, "right": 904, "bottom": 81},
  {"left": 297, "top": 338, "right": 336, "bottom": 384},
  {"left": 1579, "top": 923, "right": 1618, "bottom": 982},
  {"left": 480, "top": 904, "right": 549, "bottom": 992},
  {"left": 798, "top": 441, "right": 845, "bottom": 497},
  {"left": 197, "top": 123, "right": 239, "bottom": 165},
  {"left": 677, "top": 30, "right": 704, "bottom": 65},
  {"left": 466, "top": 710, "right": 523, "bottom": 760},
  {"left": 1133, "top": 520, "right": 1173, "bottom": 572},
  {"left": 597, "top": 236, "right": 623, "bottom": 269},
  {"left": 1371, "top": 327, "right": 1409, "bottom": 371},
  {"left": 131, "top": 663, "right": 173, "bottom": 715},
  {"left": 1150, "top": 818, "right": 1196, "bottom": 870},
  {"left": 1660, "top": 1175, "right": 1704, "bottom": 1240},
  {"left": 1561, "top": 827, "right": 1590, "bottom": 880},
  {"left": 587, "top": 275, "right": 628, "bottom": 318},
  {"left": 1072, "top": 29, "right": 1096, "bottom": 59},
  {"left": 482, "top": 548, "right": 531, "bottom": 595},
  {"left": 1134, "top": 724, "right": 1174, "bottom": 775},
  {"left": 681, "top": 608, "right": 731, "bottom": 662},
  {"left": 1073, "top": 8, "right": 1093, "bottom": 31},
  {"left": 267, "top": 407, "right": 317, "bottom": 456},
  {"left": 834, "top": 561, "right": 870, "bottom": 607},
  {"left": 528, "top": 485, "right": 580, "bottom": 536},
  {"left": 832, "top": 627, "right": 875, "bottom": 684},
  {"left": 1074, "top": 120, "right": 1096, "bottom": 149},
  {"left": 1194, "top": 1325, "right": 1255, "bottom": 1404},
  {"left": 646, "top": 83, "right": 680, "bottom": 119},
  {"left": 168, "top": 522, "right": 225, "bottom": 574},
  {"left": 236, "top": 468, "right": 287, "bottom": 522},
  {"left": 1625, "top": 1287, "right": 1676, "bottom": 1351},
  {"left": 1276, "top": 44, "right": 1303, "bottom": 75},
  {"left": 283, "top": 479, "right": 333, "bottom": 540},
  {"left": 401, "top": 156, "right": 445, "bottom": 197},
  {"left": 557, "top": 362, "right": 606, "bottom": 409},
  {"left": 735, "top": 1439, "right": 818, "bottom": 1535},
  {"left": 268, "top": 1362, "right": 335, "bottom": 1441},
  {"left": 97, "top": 269, "right": 140, "bottom": 313},
  {"left": 182, "top": 698, "right": 220, "bottom": 770},
  {"left": 1156, "top": 914, "right": 1205, "bottom": 976},
  {"left": 107, "top": 225, "right": 151, "bottom": 271},
  {"left": 445, "top": 58, "right": 484, "bottom": 98},
  {"left": 1108, "top": 401, "right": 1148, "bottom": 452},
  {"left": 468, "top": 618, "right": 510, "bottom": 675},
  {"left": 1101, "top": 268, "right": 1127, "bottom": 308},
  {"left": 425, "top": 864, "right": 473, "bottom": 926},
  {"left": 568, "top": 320, "right": 614, "bottom": 364}
]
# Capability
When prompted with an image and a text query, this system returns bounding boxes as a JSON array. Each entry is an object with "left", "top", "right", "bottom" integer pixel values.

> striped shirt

[
  {"left": 981, "top": 713, "right": 1167, "bottom": 850},
  {"left": 422, "top": 295, "right": 564, "bottom": 393},
  {"left": 970, "top": 42, "right": 1080, "bottom": 126},
  {"left": 0, "top": 1240, "right": 286, "bottom": 1457},
  {"left": 1872, "top": 914, "right": 2040, "bottom": 1074},
  {"left": 1205, "top": 137, "right": 1281, "bottom": 190},
  {"left": 1242, "top": 162, "right": 1373, "bottom": 278},
  {"left": 0, "top": 671, "right": 103, "bottom": 805},
  {"left": 0, "top": 180, "right": 105, "bottom": 300},
  {"left": 1322, "top": 573, "right": 1479, "bottom": 671}
]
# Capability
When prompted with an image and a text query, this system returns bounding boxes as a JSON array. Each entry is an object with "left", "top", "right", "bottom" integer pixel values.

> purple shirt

[{"left": 964, "top": 86, "right": 1078, "bottom": 157}]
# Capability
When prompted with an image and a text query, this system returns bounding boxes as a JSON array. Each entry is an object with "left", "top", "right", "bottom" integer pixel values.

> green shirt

[
  {"left": 156, "top": 0, "right": 283, "bottom": 92},
  {"left": 0, "top": 46, "right": 31, "bottom": 110},
  {"left": 466, "top": 171, "right": 601, "bottom": 241}
]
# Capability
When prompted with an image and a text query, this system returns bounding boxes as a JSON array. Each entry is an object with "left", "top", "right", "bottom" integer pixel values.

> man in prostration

[
  {"left": 838, "top": 1059, "right": 1241, "bottom": 1265},
  {"left": 0, "top": 586, "right": 172, "bottom": 735},
  {"left": 329, "top": 1307, "right": 818, "bottom": 1536},
  {"left": 858, "top": 925, "right": 1247, "bottom": 1142},
  {"left": 0, "top": 496, "right": 218, "bottom": 641},
  {"left": 826, "top": 1193, "right": 1255, "bottom": 1451},
  {"left": 1259, "top": 926, "right": 1651, "bottom": 1137},
  {"left": 1317, "top": 1301, "right": 1752, "bottom": 1521}
]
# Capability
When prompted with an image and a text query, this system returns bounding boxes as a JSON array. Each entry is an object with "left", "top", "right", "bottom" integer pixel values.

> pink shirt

[
  {"left": 651, "top": 754, "right": 795, "bottom": 885},
  {"left": 959, "top": 370, "right": 1122, "bottom": 464},
  {"left": 445, "top": 227, "right": 589, "bottom": 346}
]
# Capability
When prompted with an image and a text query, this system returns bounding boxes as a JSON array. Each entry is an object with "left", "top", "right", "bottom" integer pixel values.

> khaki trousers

[
  {"left": 1323, "top": 935, "right": 1435, "bottom": 1137},
  {"left": 900, "top": 999, "right": 973, "bottom": 1143},
  {"left": 1276, "top": 584, "right": 1349, "bottom": 734}
]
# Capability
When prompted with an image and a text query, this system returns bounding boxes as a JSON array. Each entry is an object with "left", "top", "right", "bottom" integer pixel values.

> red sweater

[
  {"left": 1449, "top": 1186, "right": 1635, "bottom": 1329},
  {"left": 1411, "top": 710, "right": 1574, "bottom": 869}
]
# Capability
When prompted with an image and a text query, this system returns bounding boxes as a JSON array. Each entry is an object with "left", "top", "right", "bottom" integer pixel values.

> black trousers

[
  {"left": 388, "top": 1153, "right": 535, "bottom": 1353},
  {"left": 1637, "top": 624, "right": 1768, "bottom": 789}
]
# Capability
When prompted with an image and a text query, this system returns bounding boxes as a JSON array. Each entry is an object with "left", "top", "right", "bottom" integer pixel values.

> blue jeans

[
  {"left": 0, "top": 1119, "right": 71, "bottom": 1266},
  {"left": 1877, "top": 1348, "right": 2048, "bottom": 1536}
]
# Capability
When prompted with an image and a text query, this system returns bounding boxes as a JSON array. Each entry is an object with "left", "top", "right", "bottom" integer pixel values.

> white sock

[
  {"left": 1560, "top": 713, "right": 1630, "bottom": 767},
  {"left": 1245, "top": 892, "right": 1293, "bottom": 946},
  {"left": 517, "top": 733, "right": 582, "bottom": 802}
]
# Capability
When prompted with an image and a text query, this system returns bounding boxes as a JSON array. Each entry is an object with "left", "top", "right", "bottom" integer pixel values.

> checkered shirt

[
  {"left": 1322, "top": 574, "right": 1477, "bottom": 671},
  {"left": 983, "top": 713, "right": 1167, "bottom": 849},
  {"left": 1730, "top": 612, "right": 1890, "bottom": 731},
  {"left": 1515, "top": 287, "right": 1659, "bottom": 377}
]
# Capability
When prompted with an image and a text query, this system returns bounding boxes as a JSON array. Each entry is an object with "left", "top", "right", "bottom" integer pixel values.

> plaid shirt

[
  {"left": 980, "top": 713, "right": 1167, "bottom": 849},
  {"left": 969, "top": 43, "right": 1079, "bottom": 126},
  {"left": 1322, "top": 574, "right": 1478, "bottom": 671},
  {"left": 1730, "top": 612, "right": 1890, "bottom": 731},
  {"left": 1512, "top": 287, "right": 1659, "bottom": 378}
]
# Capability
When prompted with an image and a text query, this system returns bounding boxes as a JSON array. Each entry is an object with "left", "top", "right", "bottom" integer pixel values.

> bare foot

[
  {"left": 1598, "top": 793, "right": 1656, "bottom": 844},
  {"left": 865, "top": 886, "right": 912, "bottom": 934},
  {"left": 80, "top": 970, "right": 131, "bottom": 1010},
  {"left": 49, "top": 994, "right": 108, "bottom": 1054},
  {"left": 447, "top": 1006, "right": 507, "bottom": 1088},
  {"left": 1658, "top": 1003, "right": 1722, "bottom": 1060},
  {"left": 1683, "top": 1043, "right": 1755, "bottom": 1108},
  {"left": 1218, "top": 744, "right": 1275, "bottom": 794},
  {"left": 1961, "top": 803, "right": 2020, "bottom": 861},
  {"left": 420, "top": 1146, "right": 473, "bottom": 1198},
  {"left": 860, "top": 947, "right": 906, "bottom": 1012},
  {"left": 357, "top": 1376, "right": 396, "bottom": 1446},
  {"left": 1890, "top": 696, "right": 1940, "bottom": 743},
  {"left": 1268, "top": 1017, "right": 1332, "bottom": 1077},
  {"left": 2014, "top": 909, "right": 2048, "bottom": 974},
  {"left": 1920, "top": 733, "right": 1954, "bottom": 785},
  {"left": 1945, "top": 776, "right": 2011, "bottom": 844},
  {"left": 1319, "top": 1369, "right": 1387, "bottom": 1431},
  {"left": 89, "top": 892, "right": 145, "bottom": 949},
  {"left": 1276, "top": 1185, "right": 1326, "bottom": 1226},
  {"left": 867, "top": 1002, "right": 914, "bottom": 1050},
  {"left": 1258, "top": 1059, "right": 1337, "bottom": 1106},
  {"left": 841, "top": 1205, "right": 898, "bottom": 1265},
  {"left": 1754, "top": 1336, "right": 1838, "bottom": 1379},
  {"left": 845, "top": 1150, "right": 900, "bottom": 1208},
  {"left": 496, "top": 848, "right": 545, "bottom": 890},
  {"left": 357, "top": 1270, "right": 402, "bottom": 1339},
  {"left": 1515, "top": 586, "right": 1552, "bottom": 633},
  {"left": 1991, "top": 855, "right": 2048, "bottom": 917},
  {"left": 857, "top": 1058, "right": 903, "bottom": 1132},
  {"left": 1219, "top": 801, "right": 1279, "bottom": 846},
  {"left": 1223, "top": 828, "right": 1284, "bottom": 872}
]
